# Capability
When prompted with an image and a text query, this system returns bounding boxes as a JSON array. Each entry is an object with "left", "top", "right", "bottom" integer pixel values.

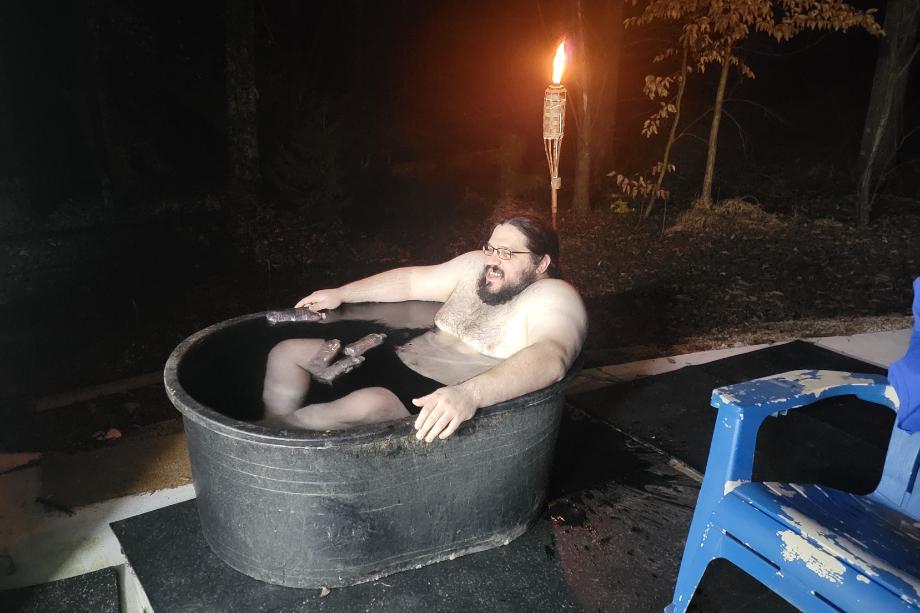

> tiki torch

[{"left": 543, "top": 41, "right": 567, "bottom": 228}]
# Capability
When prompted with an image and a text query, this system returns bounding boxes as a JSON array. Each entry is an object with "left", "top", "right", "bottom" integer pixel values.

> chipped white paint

[
  {"left": 717, "top": 370, "right": 882, "bottom": 409},
  {"left": 906, "top": 519, "right": 920, "bottom": 539},
  {"left": 724, "top": 480, "right": 748, "bottom": 496},
  {"left": 766, "top": 483, "right": 798, "bottom": 498},
  {"left": 717, "top": 391, "right": 741, "bottom": 405},
  {"left": 778, "top": 529, "right": 847, "bottom": 583},
  {"left": 857, "top": 574, "right": 871, "bottom": 584},
  {"left": 789, "top": 484, "right": 809, "bottom": 498},
  {"left": 700, "top": 523, "right": 712, "bottom": 547},
  {"left": 896, "top": 519, "right": 920, "bottom": 543},
  {"left": 791, "top": 370, "right": 878, "bottom": 397},
  {"left": 885, "top": 385, "right": 901, "bottom": 410},
  {"left": 778, "top": 505, "right": 920, "bottom": 604},
  {"left": 722, "top": 417, "right": 731, "bottom": 429}
]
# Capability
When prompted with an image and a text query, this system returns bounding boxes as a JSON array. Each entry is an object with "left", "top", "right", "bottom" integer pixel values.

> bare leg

[
  {"left": 284, "top": 387, "right": 410, "bottom": 430},
  {"left": 262, "top": 339, "right": 329, "bottom": 421}
]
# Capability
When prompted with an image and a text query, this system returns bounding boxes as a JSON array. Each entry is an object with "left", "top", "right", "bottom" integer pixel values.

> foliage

[
  {"left": 630, "top": 0, "right": 881, "bottom": 75},
  {"left": 614, "top": 0, "right": 882, "bottom": 213},
  {"left": 611, "top": 162, "right": 673, "bottom": 201}
]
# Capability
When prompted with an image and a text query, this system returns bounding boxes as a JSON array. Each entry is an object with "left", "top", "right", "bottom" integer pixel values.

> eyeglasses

[{"left": 482, "top": 243, "right": 533, "bottom": 260}]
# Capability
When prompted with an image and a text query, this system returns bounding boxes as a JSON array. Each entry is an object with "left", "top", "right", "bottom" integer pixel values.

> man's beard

[{"left": 476, "top": 265, "right": 537, "bottom": 306}]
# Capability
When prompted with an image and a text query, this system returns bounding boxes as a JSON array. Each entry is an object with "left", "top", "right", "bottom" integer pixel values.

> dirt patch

[{"left": 39, "top": 421, "right": 191, "bottom": 509}]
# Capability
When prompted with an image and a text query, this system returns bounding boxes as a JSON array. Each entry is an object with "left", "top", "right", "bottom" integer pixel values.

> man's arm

[
  {"left": 413, "top": 280, "right": 587, "bottom": 442},
  {"left": 295, "top": 251, "right": 479, "bottom": 311}
]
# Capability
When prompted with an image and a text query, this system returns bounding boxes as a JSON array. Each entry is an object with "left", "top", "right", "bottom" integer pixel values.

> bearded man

[{"left": 262, "top": 215, "right": 587, "bottom": 442}]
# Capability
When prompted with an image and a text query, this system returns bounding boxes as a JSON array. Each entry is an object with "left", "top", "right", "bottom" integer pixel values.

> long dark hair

[{"left": 495, "top": 215, "right": 559, "bottom": 278}]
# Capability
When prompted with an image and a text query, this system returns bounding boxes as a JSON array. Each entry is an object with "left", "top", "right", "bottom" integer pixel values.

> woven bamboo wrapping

[{"left": 542, "top": 86, "right": 566, "bottom": 139}]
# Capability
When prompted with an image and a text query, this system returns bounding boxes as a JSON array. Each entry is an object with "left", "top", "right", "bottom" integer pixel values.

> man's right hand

[{"left": 295, "top": 288, "right": 343, "bottom": 311}]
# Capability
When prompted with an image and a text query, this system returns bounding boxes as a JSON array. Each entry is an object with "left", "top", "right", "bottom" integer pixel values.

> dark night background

[{"left": 1, "top": 0, "right": 918, "bottom": 446}]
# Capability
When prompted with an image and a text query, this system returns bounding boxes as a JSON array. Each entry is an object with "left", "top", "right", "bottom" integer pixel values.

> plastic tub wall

[{"left": 164, "top": 311, "right": 569, "bottom": 588}]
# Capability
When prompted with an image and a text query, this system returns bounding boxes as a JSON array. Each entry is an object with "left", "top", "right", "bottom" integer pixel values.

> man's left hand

[{"left": 412, "top": 386, "right": 477, "bottom": 442}]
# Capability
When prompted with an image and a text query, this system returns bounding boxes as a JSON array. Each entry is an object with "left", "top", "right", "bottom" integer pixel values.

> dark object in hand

[
  {"left": 314, "top": 356, "right": 365, "bottom": 385},
  {"left": 266, "top": 309, "right": 327, "bottom": 325},
  {"left": 343, "top": 333, "right": 386, "bottom": 357}
]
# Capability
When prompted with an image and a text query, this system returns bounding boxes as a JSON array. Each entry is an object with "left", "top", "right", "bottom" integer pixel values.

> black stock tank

[{"left": 164, "top": 303, "right": 572, "bottom": 588}]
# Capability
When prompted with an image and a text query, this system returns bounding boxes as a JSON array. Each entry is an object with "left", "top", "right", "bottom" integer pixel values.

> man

[{"left": 262, "top": 215, "right": 587, "bottom": 442}]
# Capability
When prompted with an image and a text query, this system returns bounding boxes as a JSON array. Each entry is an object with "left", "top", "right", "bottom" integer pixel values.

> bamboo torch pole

[{"left": 543, "top": 41, "right": 567, "bottom": 229}]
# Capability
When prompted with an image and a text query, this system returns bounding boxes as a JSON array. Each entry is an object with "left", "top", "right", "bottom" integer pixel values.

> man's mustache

[{"left": 484, "top": 265, "right": 503, "bottom": 277}]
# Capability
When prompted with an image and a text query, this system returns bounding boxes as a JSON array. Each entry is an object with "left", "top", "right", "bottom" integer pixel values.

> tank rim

[{"left": 164, "top": 311, "right": 577, "bottom": 448}]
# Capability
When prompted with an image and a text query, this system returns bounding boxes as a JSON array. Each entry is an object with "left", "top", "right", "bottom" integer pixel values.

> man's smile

[{"left": 485, "top": 266, "right": 504, "bottom": 283}]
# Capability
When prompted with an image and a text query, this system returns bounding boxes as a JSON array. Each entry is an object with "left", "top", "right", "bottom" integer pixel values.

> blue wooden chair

[{"left": 665, "top": 369, "right": 920, "bottom": 612}]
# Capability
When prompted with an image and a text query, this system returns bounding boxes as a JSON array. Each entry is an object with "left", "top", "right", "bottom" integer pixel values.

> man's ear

[{"left": 536, "top": 254, "right": 551, "bottom": 275}]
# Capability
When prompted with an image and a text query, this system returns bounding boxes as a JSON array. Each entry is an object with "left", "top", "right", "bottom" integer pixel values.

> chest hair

[{"left": 435, "top": 276, "right": 520, "bottom": 355}]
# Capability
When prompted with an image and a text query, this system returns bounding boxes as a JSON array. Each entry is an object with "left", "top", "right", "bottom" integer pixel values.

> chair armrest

[{"left": 700, "top": 370, "right": 893, "bottom": 499}]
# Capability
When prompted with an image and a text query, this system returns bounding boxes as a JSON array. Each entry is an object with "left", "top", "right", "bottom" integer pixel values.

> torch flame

[{"left": 552, "top": 41, "right": 566, "bottom": 85}]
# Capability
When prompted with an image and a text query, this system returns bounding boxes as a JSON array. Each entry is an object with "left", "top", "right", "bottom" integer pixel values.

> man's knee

[
  {"left": 344, "top": 387, "right": 409, "bottom": 422},
  {"left": 267, "top": 338, "right": 324, "bottom": 367}
]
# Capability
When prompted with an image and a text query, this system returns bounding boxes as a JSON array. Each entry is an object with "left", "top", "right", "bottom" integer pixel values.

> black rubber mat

[
  {"left": 569, "top": 341, "right": 892, "bottom": 494},
  {"left": 111, "top": 500, "right": 578, "bottom": 613},
  {"left": 0, "top": 567, "right": 120, "bottom": 613}
]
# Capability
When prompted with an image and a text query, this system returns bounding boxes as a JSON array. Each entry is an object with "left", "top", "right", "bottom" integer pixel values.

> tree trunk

[
  {"left": 572, "top": 0, "right": 592, "bottom": 215},
  {"left": 599, "top": 0, "right": 624, "bottom": 170},
  {"left": 645, "top": 40, "right": 688, "bottom": 218},
  {"left": 856, "top": 0, "right": 920, "bottom": 226},
  {"left": 226, "top": 0, "right": 261, "bottom": 193},
  {"left": 699, "top": 50, "right": 730, "bottom": 208}
]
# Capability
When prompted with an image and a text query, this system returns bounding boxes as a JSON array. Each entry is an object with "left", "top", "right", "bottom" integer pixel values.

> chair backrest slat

[{"left": 873, "top": 422, "right": 920, "bottom": 520}]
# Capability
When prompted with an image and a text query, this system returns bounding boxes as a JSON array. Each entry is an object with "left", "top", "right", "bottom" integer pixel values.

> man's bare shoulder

[
  {"left": 435, "top": 251, "right": 480, "bottom": 284},
  {"left": 408, "top": 251, "right": 480, "bottom": 302},
  {"left": 521, "top": 278, "right": 584, "bottom": 305},
  {"left": 520, "top": 279, "right": 587, "bottom": 327},
  {"left": 519, "top": 278, "right": 587, "bottom": 352},
  {"left": 446, "top": 250, "right": 482, "bottom": 270}
]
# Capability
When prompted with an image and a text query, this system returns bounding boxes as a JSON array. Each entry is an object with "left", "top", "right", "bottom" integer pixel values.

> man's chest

[{"left": 434, "top": 282, "right": 527, "bottom": 358}]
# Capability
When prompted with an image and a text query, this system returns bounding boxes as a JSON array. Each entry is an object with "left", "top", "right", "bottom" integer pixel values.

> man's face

[{"left": 477, "top": 224, "right": 540, "bottom": 306}]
